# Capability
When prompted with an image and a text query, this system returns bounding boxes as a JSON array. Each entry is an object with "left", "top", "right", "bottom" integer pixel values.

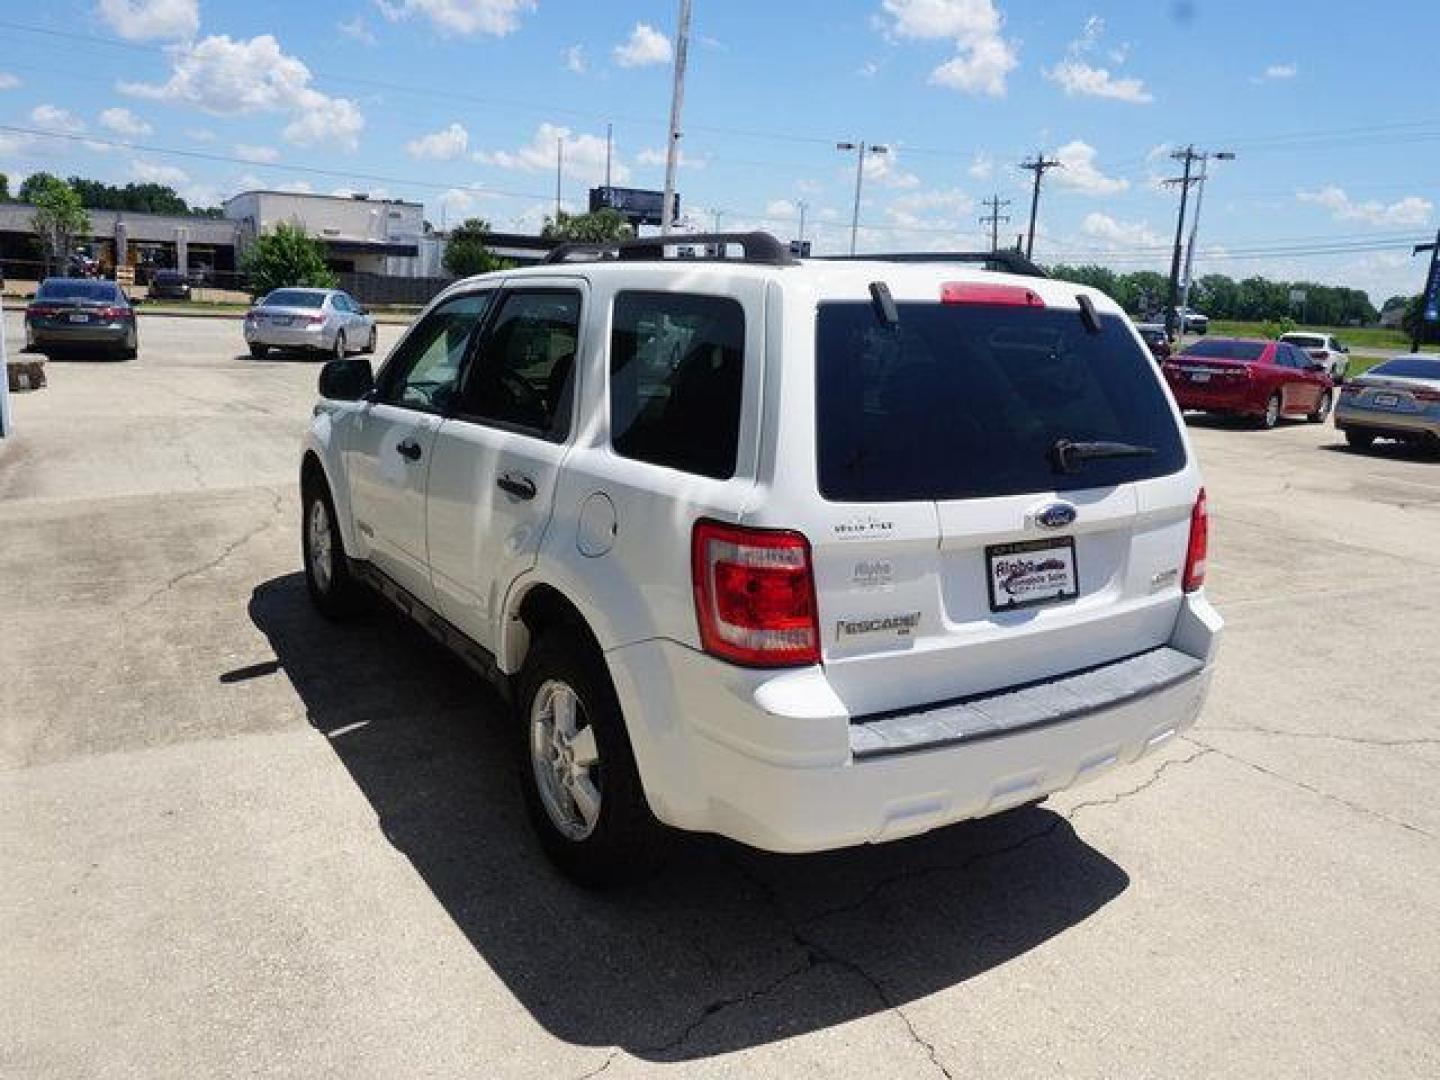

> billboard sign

[{"left": 589, "top": 186, "right": 676, "bottom": 227}]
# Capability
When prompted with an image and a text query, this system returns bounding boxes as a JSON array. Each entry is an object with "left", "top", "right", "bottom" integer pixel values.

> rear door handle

[
  {"left": 496, "top": 473, "right": 537, "bottom": 500},
  {"left": 396, "top": 438, "right": 423, "bottom": 462}
]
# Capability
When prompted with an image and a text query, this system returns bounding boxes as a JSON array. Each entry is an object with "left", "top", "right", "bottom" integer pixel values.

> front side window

[
  {"left": 377, "top": 292, "right": 492, "bottom": 413},
  {"left": 459, "top": 290, "right": 581, "bottom": 439},
  {"left": 609, "top": 291, "right": 745, "bottom": 479}
]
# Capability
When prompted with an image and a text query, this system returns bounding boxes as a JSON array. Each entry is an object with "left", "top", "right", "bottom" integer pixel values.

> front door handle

[
  {"left": 496, "top": 473, "right": 537, "bottom": 500},
  {"left": 396, "top": 438, "right": 423, "bottom": 462}
]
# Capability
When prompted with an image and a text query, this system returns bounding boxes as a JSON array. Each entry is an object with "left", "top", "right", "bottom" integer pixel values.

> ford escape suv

[{"left": 299, "top": 233, "right": 1222, "bottom": 885}]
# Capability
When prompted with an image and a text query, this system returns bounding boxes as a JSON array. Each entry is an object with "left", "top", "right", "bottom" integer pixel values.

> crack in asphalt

[
  {"left": 1201, "top": 725, "right": 1440, "bottom": 750},
  {"left": 574, "top": 1049, "right": 619, "bottom": 1079},
  {"left": 626, "top": 747, "right": 1214, "bottom": 1074},
  {"left": 1183, "top": 735, "right": 1436, "bottom": 841},
  {"left": 126, "top": 488, "right": 286, "bottom": 613}
]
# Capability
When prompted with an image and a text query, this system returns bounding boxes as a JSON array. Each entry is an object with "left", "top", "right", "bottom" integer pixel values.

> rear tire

[
  {"left": 1258, "top": 392, "right": 1282, "bottom": 429},
  {"left": 516, "top": 629, "right": 667, "bottom": 888},
  {"left": 249, "top": 343, "right": 268, "bottom": 360},
  {"left": 302, "top": 478, "right": 368, "bottom": 621},
  {"left": 1345, "top": 429, "right": 1376, "bottom": 450},
  {"left": 332, "top": 332, "right": 346, "bottom": 361},
  {"left": 364, "top": 326, "right": 378, "bottom": 354},
  {"left": 1307, "top": 389, "right": 1332, "bottom": 424}
]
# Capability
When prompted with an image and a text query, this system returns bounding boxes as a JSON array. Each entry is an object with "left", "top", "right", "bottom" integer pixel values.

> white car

[
  {"left": 299, "top": 234, "right": 1222, "bottom": 884},
  {"left": 244, "top": 287, "right": 377, "bottom": 360},
  {"left": 1279, "top": 332, "right": 1351, "bottom": 382}
]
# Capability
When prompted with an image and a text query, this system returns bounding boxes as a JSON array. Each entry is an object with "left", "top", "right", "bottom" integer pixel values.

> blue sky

[{"left": 1, "top": 0, "right": 1436, "bottom": 302}]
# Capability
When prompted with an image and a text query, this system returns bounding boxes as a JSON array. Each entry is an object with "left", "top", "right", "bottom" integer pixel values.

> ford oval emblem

[{"left": 1035, "top": 502, "right": 1077, "bottom": 529}]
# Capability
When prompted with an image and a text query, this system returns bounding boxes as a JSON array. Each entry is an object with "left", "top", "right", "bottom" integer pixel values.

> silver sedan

[
  {"left": 1334, "top": 354, "right": 1440, "bottom": 450},
  {"left": 243, "top": 288, "right": 377, "bottom": 360}
]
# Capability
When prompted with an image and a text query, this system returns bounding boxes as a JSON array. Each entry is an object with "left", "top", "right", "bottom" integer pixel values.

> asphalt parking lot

[{"left": 2, "top": 312, "right": 1438, "bottom": 1079}]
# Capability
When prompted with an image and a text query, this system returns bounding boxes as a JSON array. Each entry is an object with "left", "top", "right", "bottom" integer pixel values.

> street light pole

[
  {"left": 1163, "top": 146, "right": 1200, "bottom": 337},
  {"left": 797, "top": 200, "right": 807, "bottom": 246},
  {"left": 660, "top": 0, "right": 692, "bottom": 236},
  {"left": 838, "top": 141, "right": 887, "bottom": 255},
  {"left": 555, "top": 135, "right": 564, "bottom": 221}
]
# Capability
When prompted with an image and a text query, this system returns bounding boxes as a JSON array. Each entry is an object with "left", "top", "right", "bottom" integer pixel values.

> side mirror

[{"left": 318, "top": 356, "right": 375, "bottom": 401}]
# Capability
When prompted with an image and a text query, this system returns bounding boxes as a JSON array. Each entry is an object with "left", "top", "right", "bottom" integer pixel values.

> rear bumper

[
  {"left": 1335, "top": 403, "right": 1440, "bottom": 438},
  {"left": 27, "top": 323, "right": 130, "bottom": 347},
  {"left": 607, "top": 593, "right": 1222, "bottom": 853},
  {"left": 245, "top": 324, "right": 330, "bottom": 349},
  {"left": 1168, "top": 380, "right": 1260, "bottom": 414}
]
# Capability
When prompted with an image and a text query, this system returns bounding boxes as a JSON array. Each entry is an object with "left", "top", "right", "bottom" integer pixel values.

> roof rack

[
  {"left": 812, "top": 250, "right": 1047, "bottom": 279},
  {"left": 542, "top": 231, "right": 798, "bottom": 267}
]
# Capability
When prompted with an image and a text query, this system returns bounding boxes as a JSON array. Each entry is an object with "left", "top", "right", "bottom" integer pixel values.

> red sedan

[{"left": 1162, "top": 337, "right": 1334, "bottom": 429}]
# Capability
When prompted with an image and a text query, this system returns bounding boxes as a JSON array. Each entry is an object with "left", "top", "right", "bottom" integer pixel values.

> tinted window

[
  {"left": 264, "top": 289, "right": 326, "bottom": 308},
  {"left": 378, "top": 292, "right": 492, "bottom": 412},
  {"left": 154, "top": 271, "right": 184, "bottom": 284},
  {"left": 37, "top": 280, "right": 122, "bottom": 302},
  {"left": 610, "top": 291, "right": 745, "bottom": 480},
  {"left": 1182, "top": 339, "right": 1267, "bottom": 361},
  {"left": 460, "top": 290, "right": 580, "bottom": 439},
  {"left": 817, "top": 304, "right": 1185, "bottom": 502},
  {"left": 1371, "top": 357, "right": 1440, "bottom": 380},
  {"left": 1283, "top": 335, "right": 1323, "bottom": 348}
]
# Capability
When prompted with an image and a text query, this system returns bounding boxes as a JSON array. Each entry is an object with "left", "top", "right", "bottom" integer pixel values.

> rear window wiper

[{"left": 1050, "top": 438, "right": 1156, "bottom": 474}]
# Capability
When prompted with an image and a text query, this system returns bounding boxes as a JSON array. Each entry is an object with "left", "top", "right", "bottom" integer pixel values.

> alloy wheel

[{"left": 529, "top": 679, "right": 602, "bottom": 841}]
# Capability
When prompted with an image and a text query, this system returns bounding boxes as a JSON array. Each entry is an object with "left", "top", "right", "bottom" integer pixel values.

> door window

[
  {"left": 458, "top": 290, "right": 582, "bottom": 440},
  {"left": 375, "top": 292, "right": 493, "bottom": 413},
  {"left": 609, "top": 291, "right": 746, "bottom": 479}
]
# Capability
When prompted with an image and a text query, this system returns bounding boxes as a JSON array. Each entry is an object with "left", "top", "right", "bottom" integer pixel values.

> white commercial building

[{"left": 223, "top": 191, "right": 425, "bottom": 276}]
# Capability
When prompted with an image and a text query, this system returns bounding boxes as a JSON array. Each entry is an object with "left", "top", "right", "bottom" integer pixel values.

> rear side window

[
  {"left": 1183, "top": 339, "right": 1266, "bottom": 361},
  {"left": 1371, "top": 357, "right": 1440, "bottom": 379},
  {"left": 610, "top": 291, "right": 745, "bottom": 480},
  {"left": 816, "top": 303, "right": 1186, "bottom": 502}
]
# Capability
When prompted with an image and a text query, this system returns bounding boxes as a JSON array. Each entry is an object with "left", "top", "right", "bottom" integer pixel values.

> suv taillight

[
  {"left": 1183, "top": 489, "right": 1208, "bottom": 593},
  {"left": 691, "top": 520, "right": 820, "bottom": 667}
]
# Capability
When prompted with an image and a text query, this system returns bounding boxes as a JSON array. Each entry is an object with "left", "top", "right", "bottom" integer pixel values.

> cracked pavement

[{"left": 2, "top": 313, "right": 1438, "bottom": 1078}]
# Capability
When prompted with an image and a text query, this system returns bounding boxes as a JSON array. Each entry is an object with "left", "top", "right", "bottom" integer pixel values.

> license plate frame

[
  {"left": 1372, "top": 392, "right": 1400, "bottom": 408},
  {"left": 986, "top": 537, "right": 1080, "bottom": 613},
  {"left": 1189, "top": 371, "right": 1211, "bottom": 383},
  {"left": 67, "top": 312, "right": 90, "bottom": 323}
]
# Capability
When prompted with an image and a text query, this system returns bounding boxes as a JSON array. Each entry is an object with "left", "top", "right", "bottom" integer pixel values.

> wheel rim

[
  {"left": 369, "top": 328, "right": 378, "bottom": 351},
  {"left": 1265, "top": 395, "right": 1280, "bottom": 427},
  {"left": 334, "top": 334, "right": 345, "bottom": 359},
  {"left": 307, "top": 498, "right": 333, "bottom": 593},
  {"left": 529, "top": 679, "right": 602, "bottom": 841},
  {"left": 1316, "top": 391, "right": 1332, "bottom": 421}
]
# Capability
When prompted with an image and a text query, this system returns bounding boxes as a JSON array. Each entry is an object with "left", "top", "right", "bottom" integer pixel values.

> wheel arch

[{"left": 504, "top": 580, "right": 605, "bottom": 676}]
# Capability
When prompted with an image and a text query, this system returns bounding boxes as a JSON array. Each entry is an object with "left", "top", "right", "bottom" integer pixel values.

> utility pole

[
  {"left": 1178, "top": 150, "right": 1236, "bottom": 319},
  {"left": 605, "top": 122, "right": 613, "bottom": 188},
  {"left": 837, "top": 141, "right": 888, "bottom": 255},
  {"left": 555, "top": 134, "right": 564, "bottom": 221},
  {"left": 797, "top": 200, "right": 808, "bottom": 245},
  {"left": 660, "top": 0, "right": 692, "bottom": 235},
  {"left": 979, "top": 194, "right": 1011, "bottom": 253},
  {"left": 1018, "top": 150, "right": 1063, "bottom": 260},
  {"left": 1164, "top": 146, "right": 1203, "bottom": 336},
  {"left": 1413, "top": 232, "right": 1440, "bottom": 354}
]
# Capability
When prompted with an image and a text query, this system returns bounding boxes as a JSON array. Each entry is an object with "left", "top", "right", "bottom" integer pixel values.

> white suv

[
  {"left": 1278, "top": 332, "right": 1351, "bottom": 382},
  {"left": 299, "top": 234, "right": 1222, "bottom": 885}
]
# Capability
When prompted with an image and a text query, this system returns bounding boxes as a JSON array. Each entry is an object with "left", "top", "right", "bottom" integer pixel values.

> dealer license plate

[{"left": 986, "top": 537, "right": 1079, "bottom": 613}]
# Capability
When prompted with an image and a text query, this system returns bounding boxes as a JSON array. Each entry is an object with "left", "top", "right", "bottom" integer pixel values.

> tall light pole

[
  {"left": 555, "top": 134, "right": 564, "bottom": 221},
  {"left": 1179, "top": 151, "right": 1235, "bottom": 318},
  {"left": 1163, "top": 146, "right": 1201, "bottom": 336},
  {"left": 837, "top": 141, "right": 887, "bottom": 255},
  {"left": 660, "top": 0, "right": 692, "bottom": 236},
  {"left": 796, "top": 200, "right": 808, "bottom": 246}
]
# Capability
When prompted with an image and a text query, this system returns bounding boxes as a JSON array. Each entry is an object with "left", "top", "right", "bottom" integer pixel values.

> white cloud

[
  {"left": 613, "top": 23, "right": 672, "bottom": 68},
  {"left": 765, "top": 199, "right": 798, "bottom": 220},
  {"left": 233, "top": 143, "right": 280, "bottom": 163},
  {"left": 1052, "top": 139, "right": 1129, "bottom": 196},
  {"left": 1297, "top": 186, "right": 1432, "bottom": 228},
  {"left": 184, "top": 127, "right": 215, "bottom": 142},
  {"left": 406, "top": 122, "right": 469, "bottom": 160},
  {"left": 564, "top": 44, "right": 586, "bottom": 74},
  {"left": 967, "top": 151, "right": 994, "bottom": 180},
  {"left": 860, "top": 150, "right": 921, "bottom": 190},
  {"left": 99, "top": 107, "right": 151, "bottom": 136},
  {"left": 475, "top": 122, "right": 631, "bottom": 184},
  {"left": 1081, "top": 211, "right": 1161, "bottom": 248},
  {"left": 635, "top": 146, "right": 705, "bottom": 170},
  {"left": 130, "top": 159, "right": 189, "bottom": 185},
  {"left": 858, "top": 59, "right": 880, "bottom": 78},
  {"left": 885, "top": 187, "right": 975, "bottom": 228},
  {"left": 880, "top": 0, "right": 1018, "bottom": 97},
  {"left": 0, "top": 72, "right": 20, "bottom": 90},
  {"left": 338, "top": 16, "right": 378, "bottom": 45},
  {"left": 120, "top": 35, "right": 365, "bottom": 151},
  {"left": 96, "top": 0, "right": 198, "bottom": 42},
  {"left": 1260, "top": 62, "right": 1297, "bottom": 80},
  {"left": 436, "top": 185, "right": 492, "bottom": 220},
  {"left": 31, "top": 105, "right": 86, "bottom": 134},
  {"left": 375, "top": 0, "right": 536, "bottom": 36},
  {"left": 1046, "top": 59, "right": 1152, "bottom": 103}
]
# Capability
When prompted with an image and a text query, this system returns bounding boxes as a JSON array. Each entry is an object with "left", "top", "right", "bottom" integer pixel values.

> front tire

[
  {"left": 364, "top": 326, "right": 378, "bottom": 354},
  {"left": 302, "top": 480, "right": 368, "bottom": 620},
  {"left": 249, "top": 343, "right": 268, "bottom": 360},
  {"left": 1345, "top": 429, "right": 1376, "bottom": 450},
  {"left": 1307, "top": 389, "right": 1333, "bottom": 424},
  {"left": 332, "top": 331, "right": 346, "bottom": 361},
  {"left": 516, "top": 630, "right": 666, "bottom": 888}
]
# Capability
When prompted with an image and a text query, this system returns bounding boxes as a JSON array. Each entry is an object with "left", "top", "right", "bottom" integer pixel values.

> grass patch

[{"left": 1207, "top": 320, "right": 1436, "bottom": 353}]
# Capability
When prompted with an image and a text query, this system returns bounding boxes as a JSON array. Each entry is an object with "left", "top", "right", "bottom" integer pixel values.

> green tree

[
  {"left": 540, "top": 208, "right": 633, "bottom": 242},
  {"left": 0, "top": 173, "right": 10, "bottom": 202},
  {"left": 240, "top": 222, "right": 337, "bottom": 298},
  {"left": 442, "top": 218, "right": 508, "bottom": 277},
  {"left": 19, "top": 171, "right": 64, "bottom": 204},
  {"left": 1047, "top": 264, "right": 1119, "bottom": 302},
  {"left": 28, "top": 175, "right": 91, "bottom": 275}
]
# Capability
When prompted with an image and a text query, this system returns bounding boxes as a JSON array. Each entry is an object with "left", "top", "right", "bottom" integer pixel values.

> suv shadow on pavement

[{"left": 247, "top": 572, "right": 1129, "bottom": 1062}]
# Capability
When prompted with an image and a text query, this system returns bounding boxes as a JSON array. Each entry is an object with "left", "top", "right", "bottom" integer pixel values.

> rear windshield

[
  {"left": 1282, "top": 334, "right": 1323, "bottom": 348},
  {"left": 1371, "top": 357, "right": 1440, "bottom": 380},
  {"left": 816, "top": 303, "right": 1186, "bottom": 502},
  {"left": 1182, "top": 339, "right": 1266, "bottom": 361},
  {"left": 263, "top": 289, "right": 326, "bottom": 308},
  {"left": 37, "top": 281, "right": 122, "bottom": 302}
]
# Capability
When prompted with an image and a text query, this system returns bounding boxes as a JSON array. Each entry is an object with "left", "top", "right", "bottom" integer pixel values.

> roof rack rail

[
  {"left": 812, "top": 250, "right": 1047, "bottom": 279},
  {"left": 542, "top": 231, "right": 798, "bottom": 267}
]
